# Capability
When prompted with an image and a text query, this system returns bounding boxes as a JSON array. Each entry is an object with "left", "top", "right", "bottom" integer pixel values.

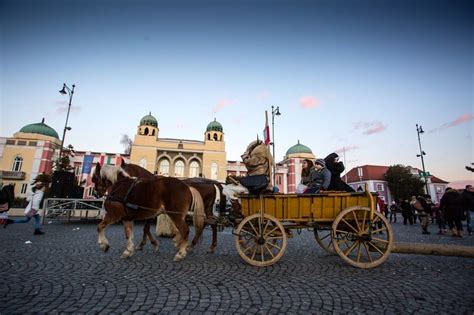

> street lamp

[
  {"left": 58, "top": 83, "right": 76, "bottom": 159},
  {"left": 271, "top": 105, "right": 281, "bottom": 191},
  {"left": 416, "top": 124, "right": 429, "bottom": 195}
]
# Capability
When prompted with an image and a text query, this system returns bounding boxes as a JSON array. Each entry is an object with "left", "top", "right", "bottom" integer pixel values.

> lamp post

[
  {"left": 416, "top": 124, "right": 429, "bottom": 195},
  {"left": 271, "top": 105, "right": 281, "bottom": 190},
  {"left": 58, "top": 83, "right": 75, "bottom": 159}
]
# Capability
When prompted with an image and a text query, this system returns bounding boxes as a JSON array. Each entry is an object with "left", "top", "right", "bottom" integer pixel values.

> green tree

[
  {"left": 384, "top": 164, "right": 424, "bottom": 202},
  {"left": 54, "top": 144, "right": 75, "bottom": 172}
]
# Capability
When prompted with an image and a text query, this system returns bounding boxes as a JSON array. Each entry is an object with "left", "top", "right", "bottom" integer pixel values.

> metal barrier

[{"left": 42, "top": 198, "right": 104, "bottom": 223}]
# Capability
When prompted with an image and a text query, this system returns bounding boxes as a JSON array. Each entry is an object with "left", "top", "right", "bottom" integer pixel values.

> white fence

[{"left": 42, "top": 198, "right": 104, "bottom": 223}]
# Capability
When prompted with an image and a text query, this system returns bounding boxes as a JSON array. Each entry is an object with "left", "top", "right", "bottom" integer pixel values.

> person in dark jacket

[
  {"left": 400, "top": 199, "right": 413, "bottom": 225},
  {"left": 439, "top": 187, "right": 464, "bottom": 237},
  {"left": 304, "top": 159, "right": 331, "bottom": 194},
  {"left": 323, "top": 153, "right": 355, "bottom": 192},
  {"left": 461, "top": 185, "right": 474, "bottom": 236}
]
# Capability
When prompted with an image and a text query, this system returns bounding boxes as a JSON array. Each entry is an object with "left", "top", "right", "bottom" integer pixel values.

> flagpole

[{"left": 343, "top": 146, "right": 348, "bottom": 183}]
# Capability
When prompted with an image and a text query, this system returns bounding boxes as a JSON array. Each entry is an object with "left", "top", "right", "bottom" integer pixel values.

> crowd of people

[{"left": 381, "top": 185, "right": 473, "bottom": 237}]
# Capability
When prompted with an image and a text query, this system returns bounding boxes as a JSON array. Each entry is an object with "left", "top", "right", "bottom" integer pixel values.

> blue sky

[{"left": 1, "top": 0, "right": 472, "bottom": 185}]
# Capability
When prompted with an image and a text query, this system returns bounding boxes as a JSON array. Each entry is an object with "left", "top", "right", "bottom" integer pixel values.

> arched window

[
  {"left": 152, "top": 129, "right": 155, "bottom": 136},
  {"left": 213, "top": 133, "right": 218, "bottom": 141},
  {"left": 159, "top": 159, "right": 170, "bottom": 176},
  {"left": 174, "top": 160, "right": 185, "bottom": 177},
  {"left": 189, "top": 161, "right": 200, "bottom": 178},
  {"left": 12, "top": 156, "right": 23, "bottom": 171},
  {"left": 144, "top": 127, "right": 149, "bottom": 135},
  {"left": 139, "top": 158, "right": 147, "bottom": 169},
  {"left": 211, "top": 162, "right": 218, "bottom": 180},
  {"left": 207, "top": 133, "right": 211, "bottom": 140}
]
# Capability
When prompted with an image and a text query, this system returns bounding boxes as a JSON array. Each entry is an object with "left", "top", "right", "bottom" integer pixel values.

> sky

[{"left": 1, "top": 0, "right": 473, "bottom": 186}]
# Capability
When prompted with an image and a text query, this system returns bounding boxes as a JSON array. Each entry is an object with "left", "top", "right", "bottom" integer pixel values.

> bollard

[{"left": 392, "top": 242, "right": 474, "bottom": 258}]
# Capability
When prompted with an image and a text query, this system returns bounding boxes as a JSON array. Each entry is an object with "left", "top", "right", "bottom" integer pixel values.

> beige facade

[
  {"left": 130, "top": 114, "right": 227, "bottom": 181},
  {"left": 0, "top": 120, "right": 61, "bottom": 197}
]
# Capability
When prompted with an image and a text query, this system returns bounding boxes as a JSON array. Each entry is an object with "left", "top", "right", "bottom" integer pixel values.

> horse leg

[
  {"left": 208, "top": 224, "right": 218, "bottom": 253},
  {"left": 97, "top": 213, "right": 118, "bottom": 252},
  {"left": 121, "top": 220, "right": 135, "bottom": 258},
  {"left": 139, "top": 218, "right": 158, "bottom": 251},
  {"left": 173, "top": 219, "right": 189, "bottom": 262}
]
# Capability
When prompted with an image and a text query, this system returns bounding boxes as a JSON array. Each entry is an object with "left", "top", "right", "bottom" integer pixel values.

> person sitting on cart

[{"left": 304, "top": 158, "right": 331, "bottom": 194}]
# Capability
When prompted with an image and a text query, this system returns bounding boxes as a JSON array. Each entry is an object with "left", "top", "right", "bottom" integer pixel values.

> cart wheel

[
  {"left": 313, "top": 226, "right": 336, "bottom": 254},
  {"left": 235, "top": 213, "right": 287, "bottom": 267},
  {"left": 332, "top": 207, "right": 393, "bottom": 269}
]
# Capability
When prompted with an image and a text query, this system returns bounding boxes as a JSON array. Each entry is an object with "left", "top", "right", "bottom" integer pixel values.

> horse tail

[{"left": 189, "top": 186, "right": 205, "bottom": 243}]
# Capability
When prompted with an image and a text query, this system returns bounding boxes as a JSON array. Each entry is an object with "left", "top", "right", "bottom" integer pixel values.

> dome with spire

[
  {"left": 19, "top": 119, "right": 59, "bottom": 139},
  {"left": 286, "top": 140, "right": 313, "bottom": 155},
  {"left": 140, "top": 112, "right": 158, "bottom": 127},
  {"left": 206, "top": 118, "right": 223, "bottom": 132}
]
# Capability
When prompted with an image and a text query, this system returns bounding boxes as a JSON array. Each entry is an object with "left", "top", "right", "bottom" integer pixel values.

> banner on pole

[{"left": 81, "top": 155, "right": 94, "bottom": 174}]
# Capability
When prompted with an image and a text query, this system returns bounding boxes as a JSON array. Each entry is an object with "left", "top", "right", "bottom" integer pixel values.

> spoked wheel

[
  {"left": 235, "top": 213, "right": 287, "bottom": 267},
  {"left": 313, "top": 226, "right": 336, "bottom": 254},
  {"left": 332, "top": 207, "right": 393, "bottom": 269}
]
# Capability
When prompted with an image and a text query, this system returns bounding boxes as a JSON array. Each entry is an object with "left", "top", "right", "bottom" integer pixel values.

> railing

[
  {"left": 42, "top": 198, "right": 104, "bottom": 223},
  {"left": 0, "top": 170, "right": 26, "bottom": 180}
]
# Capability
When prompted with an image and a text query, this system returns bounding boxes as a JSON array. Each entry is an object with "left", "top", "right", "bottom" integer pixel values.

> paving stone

[{"left": 0, "top": 219, "right": 473, "bottom": 313}]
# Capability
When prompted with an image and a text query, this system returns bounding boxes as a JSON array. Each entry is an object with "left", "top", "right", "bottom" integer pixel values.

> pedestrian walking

[
  {"left": 4, "top": 174, "right": 50, "bottom": 235},
  {"left": 461, "top": 184, "right": 474, "bottom": 236},
  {"left": 389, "top": 201, "right": 398, "bottom": 223},
  {"left": 401, "top": 199, "right": 413, "bottom": 225},
  {"left": 439, "top": 187, "right": 464, "bottom": 237},
  {"left": 414, "top": 194, "right": 432, "bottom": 234}
]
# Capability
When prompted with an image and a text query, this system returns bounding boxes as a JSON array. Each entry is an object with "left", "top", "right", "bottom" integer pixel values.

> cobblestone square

[{"left": 1, "top": 216, "right": 473, "bottom": 314}]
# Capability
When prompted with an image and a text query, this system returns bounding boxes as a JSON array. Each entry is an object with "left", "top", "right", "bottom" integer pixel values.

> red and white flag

[{"left": 263, "top": 111, "right": 270, "bottom": 145}]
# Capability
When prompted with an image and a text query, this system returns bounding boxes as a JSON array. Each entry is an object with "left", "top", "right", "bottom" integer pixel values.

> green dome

[
  {"left": 140, "top": 112, "right": 158, "bottom": 127},
  {"left": 206, "top": 118, "right": 223, "bottom": 132},
  {"left": 286, "top": 140, "right": 313, "bottom": 155},
  {"left": 19, "top": 119, "right": 59, "bottom": 139}
]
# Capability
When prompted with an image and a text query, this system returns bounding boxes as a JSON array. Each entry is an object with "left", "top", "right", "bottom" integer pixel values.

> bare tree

[{"left": 120, "top": 134, "right": 133, "bottom": 155}]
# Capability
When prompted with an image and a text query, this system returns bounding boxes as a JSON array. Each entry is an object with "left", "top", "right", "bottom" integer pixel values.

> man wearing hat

[{"left": 303, "top": 158, "right": 331, "bottom": 194}]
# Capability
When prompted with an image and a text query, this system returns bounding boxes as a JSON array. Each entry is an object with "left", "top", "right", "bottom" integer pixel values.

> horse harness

[{"left": 105, "top": 178, "right": 200, "bottom": 216}]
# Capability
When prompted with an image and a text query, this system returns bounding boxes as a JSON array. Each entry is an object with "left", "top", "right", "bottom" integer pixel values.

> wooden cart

[{"left": 234, "top": 189, "right": 393, "bottom": 268}]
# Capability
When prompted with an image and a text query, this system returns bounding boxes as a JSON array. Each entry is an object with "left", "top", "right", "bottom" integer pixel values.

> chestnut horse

[
  {"left": 97, "top": 175, "right": 205, "bottom": 261},
  {"left": 92, "top": 162, "right": 226, "bottom": 252}
]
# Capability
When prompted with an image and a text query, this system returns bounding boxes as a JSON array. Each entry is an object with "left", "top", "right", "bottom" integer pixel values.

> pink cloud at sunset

[
  {"left": 299, "top": 95, "right": 320, "bottom": 109},
  {"left": 429, "top": 113, "right": 473, "bottom": 133},
  {"left": 212, "top": 99, "right": 236, "bottom": 113},
  {"left": 353, "top": 121, "right": 386, "bottom": 135}
]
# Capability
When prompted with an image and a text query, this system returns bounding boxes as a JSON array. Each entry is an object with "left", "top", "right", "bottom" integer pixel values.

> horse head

[{"left": 92, "top": 163, "right": 134, "bottom": 197}]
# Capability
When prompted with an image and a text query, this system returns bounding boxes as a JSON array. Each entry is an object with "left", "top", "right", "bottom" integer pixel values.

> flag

[{"left": 263, "top": 110, "right": 270, "bottom": 145}]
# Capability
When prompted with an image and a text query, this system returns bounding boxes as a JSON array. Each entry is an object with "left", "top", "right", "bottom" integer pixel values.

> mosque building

[{"left": 130, "top": 113, "right": 227, "bottom": 181}]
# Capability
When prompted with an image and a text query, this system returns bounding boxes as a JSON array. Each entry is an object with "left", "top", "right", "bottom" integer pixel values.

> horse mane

[{"left": 100, "top": 165, "right": 132, "bottom": 184}]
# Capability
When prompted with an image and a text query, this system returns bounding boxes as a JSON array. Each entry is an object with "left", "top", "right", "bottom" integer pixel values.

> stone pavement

[{"left": 0, "top": 216, "right": 473, "bottom": 314}]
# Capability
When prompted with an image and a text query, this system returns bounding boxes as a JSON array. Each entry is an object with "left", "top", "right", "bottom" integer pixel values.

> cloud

[
  {"left": 353, "top": 121, "right": 386, "bottom": 135},
  {"left": 213, "top": 99, "right": 236, "bottom": 113},
  {"left": 334, "top": 145, "right": 360, "bottom": 154},
  {"left": 429, "top": 113, "right": 473, "bottom": 133},
  {"left": 299, "top": 95, "right": 320, "bottom": 109},
  {"left": 256, "top": 90, "right": 270, "bottom": 102}
]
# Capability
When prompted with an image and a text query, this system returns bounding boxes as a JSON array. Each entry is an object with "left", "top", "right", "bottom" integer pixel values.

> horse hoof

[
  {"left": 173, "top": 253, "right": 186, "bottom": 262},
  {"left": 207, "top": 248, "right": 216, "bottom": 254},
  {"left": 137, "top": 245, "right": 144, "bottom": 251},
  {"left": 121, "top": 250, "right": 134, "bottom": 259},
  {"left": 100, "top": 244, "right": 110, "bottom": 252},
  {"left": 152, "top": 245, "right": 159, "bottom": 252}
]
